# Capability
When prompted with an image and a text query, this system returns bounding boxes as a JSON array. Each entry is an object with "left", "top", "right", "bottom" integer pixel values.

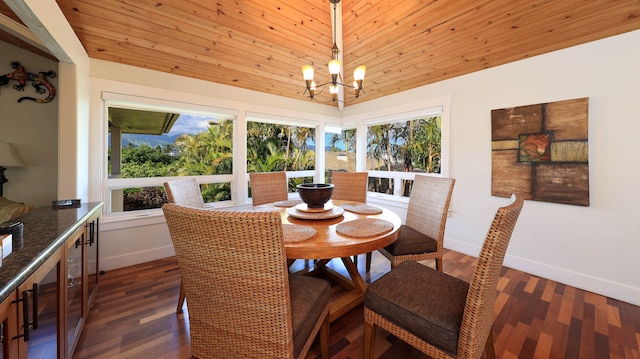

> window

[
  {"left": 366, "top": 114, "right": 442, "bottom": 197},
  {"left": 105, "top": 98, "right": 236, "bottom": 215},
  {"left": 246, "top": 120, "right": 316, "bottom": 195}
]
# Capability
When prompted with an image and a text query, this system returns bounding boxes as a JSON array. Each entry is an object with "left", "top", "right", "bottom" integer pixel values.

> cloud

[{"left": 169, "top": 114, "right": 216, "bottom": 135}]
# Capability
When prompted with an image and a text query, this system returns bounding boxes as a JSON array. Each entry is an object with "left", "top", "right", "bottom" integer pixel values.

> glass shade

[
  {"left": 301, "top": 65, "right": 314, "bottom": 81},
  {"left": 328, "top": 60, "right": 341, "bottom": 75},
  {"left": 353, "top": 65, "right": 366, "bottom": 81}
]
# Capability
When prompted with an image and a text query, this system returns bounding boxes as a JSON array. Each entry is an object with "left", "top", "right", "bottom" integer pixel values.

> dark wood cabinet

[
  {"left": 17, "top": 247, "right": 64, "bottom": 359},
  {"left": 0, "top": 202, "right": 102, "bottom": 359},
  {"left": 0, "top": 291, "right": 18, "bottom": 358}
]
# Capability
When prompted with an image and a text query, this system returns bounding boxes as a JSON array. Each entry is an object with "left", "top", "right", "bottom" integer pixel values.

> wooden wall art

[
  {"left": 491, "top": 98, "right": 589, "bottom": 206},
  {"left": 0, "top": 61, "right": 57, "bottom": 103}
]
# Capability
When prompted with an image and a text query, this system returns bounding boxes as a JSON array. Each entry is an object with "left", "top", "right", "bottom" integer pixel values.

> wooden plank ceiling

[{"left": 2, "top": 0, "right": 640, "bottom": 107}]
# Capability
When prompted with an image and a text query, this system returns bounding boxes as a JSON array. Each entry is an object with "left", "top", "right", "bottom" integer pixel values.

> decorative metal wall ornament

[{"left": 0, "top": 61, "right": 57, "bottom": 103}]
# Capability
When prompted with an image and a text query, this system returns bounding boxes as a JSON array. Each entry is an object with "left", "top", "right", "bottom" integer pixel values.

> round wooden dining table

[{"left": 260, "top": 199, "right": 402, "bottom": 322}]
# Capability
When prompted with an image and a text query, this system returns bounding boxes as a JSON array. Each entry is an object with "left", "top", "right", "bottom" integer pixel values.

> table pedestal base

[{"left": 294, "top": 257, "right": 368, "bottom": 322}]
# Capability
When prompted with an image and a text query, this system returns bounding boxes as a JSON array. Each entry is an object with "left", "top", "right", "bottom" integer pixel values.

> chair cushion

[
  {"left": 0, "top": 197, "right": 34, "bottom": 224},
  {"left": 289, "top": 274, "right": 330, "bottom": 357},
  {"left": 383, "top": 224, "right": 437, "bottom": 256},
  {"left": 365, "top": 261, "right": 469, "bottom": 356}
]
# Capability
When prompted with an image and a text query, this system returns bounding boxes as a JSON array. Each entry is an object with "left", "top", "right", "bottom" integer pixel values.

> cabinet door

[
  {"left": 85, "top": 212, "right": 99, "bottom": 307},
  {"left": 17, "top": 247, "right": 64, "bottom": 359},
  {"left": 65, "top": 227, "right": 86, "bottom": 358},
  {"left": 0, "top": 292, "right": 18, "bottom": 358}
]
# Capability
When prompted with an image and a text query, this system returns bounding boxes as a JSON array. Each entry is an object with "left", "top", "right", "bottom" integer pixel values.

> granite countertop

[{"left": 0, "top": 202, "right": 103, "bottom": 303}]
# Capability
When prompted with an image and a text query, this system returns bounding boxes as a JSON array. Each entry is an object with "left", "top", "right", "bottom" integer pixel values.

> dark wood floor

[{"left": 73, "top": 250, "right": 640, "bottom": 358}]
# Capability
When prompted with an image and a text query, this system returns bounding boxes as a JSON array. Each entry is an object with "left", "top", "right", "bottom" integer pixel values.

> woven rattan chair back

[
  {"left": 249, "top": 171, "right": 289, "bottom": 206},
  {"left": 162, "top": 204, "right": 320, "bottom": 358},
  {"left": 331, "top": 171, "right": 368, "bottom": 203},
  {"left": 405, "top": 175, "right": 455, "bottom": 244},
  {"left": 163, "top": 177, "right": 206, "bottom": 312},
  {"left": 164, "top": 177, "right": 205, "bottom": 209},
  {"left": 457, "top": 194, "right": 524, "bottom": 358},
  {"left": 374, "top": 175, "right": 455, "bottom": 271}
]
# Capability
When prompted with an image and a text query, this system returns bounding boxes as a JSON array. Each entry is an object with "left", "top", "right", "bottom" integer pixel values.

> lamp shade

[
  {"left": 301, "top": 65, "right": 315, "bottom": 81},
  {"left": 328, "top": 60, "right": 341, "bottom": 75},
  {"left": 353, "top": 65, "right": 366, "bottom": 81},
  {"left": 0, "top": 143, "right": 23, "bottom": 167}
]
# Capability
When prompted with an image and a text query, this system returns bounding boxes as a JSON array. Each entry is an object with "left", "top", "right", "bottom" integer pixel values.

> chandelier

[{"left": 301, "top": 0, "right": 366, "bottom": 103}]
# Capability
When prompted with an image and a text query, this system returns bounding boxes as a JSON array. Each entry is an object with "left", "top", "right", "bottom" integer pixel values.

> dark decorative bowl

[{"left": 297, "top": 183, "right": 335, "bottom": 208}]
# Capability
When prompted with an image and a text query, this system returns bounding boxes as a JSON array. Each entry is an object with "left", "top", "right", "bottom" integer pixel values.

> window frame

[{"left": 353, "top": 97, "right": 451, "bottom": 203}]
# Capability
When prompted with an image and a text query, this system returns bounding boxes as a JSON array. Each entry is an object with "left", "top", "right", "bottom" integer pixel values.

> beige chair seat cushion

[
  {"left": 289, "top": 274, "right": 331, "bottom": 357},
  {"left": 365, "top": 261, "right": 469, "bottom": 356},
  {"left": 0, "top": 197, "right": 34, "bottom": 223}
]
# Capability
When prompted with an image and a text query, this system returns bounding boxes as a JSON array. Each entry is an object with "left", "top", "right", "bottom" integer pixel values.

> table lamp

[{"left": 0, "top": 142, "right": 23, "bottom": 197}]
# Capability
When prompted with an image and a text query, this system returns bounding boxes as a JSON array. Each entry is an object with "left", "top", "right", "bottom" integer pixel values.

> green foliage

[
  {"left": 366, "top": 116, "right": 441, "bottom": 174},
  {"left": 121, "top": 144, "right": 177, "bottom": 178},
  {"left": 123, "top": 187, "right": 166, "bottom": 211},
  {"left": 246, "top": 122, "right": 315, "bottom": 172}
]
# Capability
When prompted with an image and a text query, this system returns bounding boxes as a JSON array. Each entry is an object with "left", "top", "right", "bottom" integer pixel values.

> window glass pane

[
  {"left": 326, "top": 128, "right": 356, "bottom": 172},
  {"left": 368, "top": 177, "right": 393, "bottom": 195},
  {"left": 108, "top": 108, "right": 234, "bottom": 178},
  {"left": 110, "top": 182, "right": 232, "bottom": 213},
  {"left": 119, "top": 186, "right": 166, "bottom": 211},
  {"left": 366, "top": 116, "right": 441, "bottom": 174},
  {"left": 366, "top": 115, "right": 441, "bottom": 197},
  {"left": 246, "top": 122, "right": 316, "bottom": 173},
  {"left": 246, "top": 121, "right": 316, "bottom": 193}
]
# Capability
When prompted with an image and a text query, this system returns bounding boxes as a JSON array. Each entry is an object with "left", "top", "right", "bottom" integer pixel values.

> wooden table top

[{"left": 262, "top": 200, "right": 401, "bottom": 260}]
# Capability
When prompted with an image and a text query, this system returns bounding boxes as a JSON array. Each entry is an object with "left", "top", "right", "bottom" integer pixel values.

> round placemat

[
  {"left": 273, "top": 199, "right": 303, "bottom": 208},
  {"left": 286, "top": 206, "right": 345, "bottom": 220},
  {"left": 340, "top": 203, "right": 383, "bottom": 215},
  {"left": 336, "top": 218, "right": 394, "bottom": 238},
  {"left": 282, "top": 224, "right": 317, "bottom": 242}
]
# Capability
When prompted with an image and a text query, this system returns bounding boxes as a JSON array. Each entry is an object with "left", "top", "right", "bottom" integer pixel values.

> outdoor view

[
  {"left": 108, "top": 107, "right": 441, "bottom": 211},
  {"left": 366, "top": 116, "right": 442, "bottom": 196}
]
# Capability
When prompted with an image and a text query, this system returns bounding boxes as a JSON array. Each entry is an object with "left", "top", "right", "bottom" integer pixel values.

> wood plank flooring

[{"left": 73, "top": 250, "right": 640, "bottom": 358}]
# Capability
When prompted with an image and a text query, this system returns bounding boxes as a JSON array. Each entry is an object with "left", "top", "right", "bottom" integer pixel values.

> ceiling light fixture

[{"left": 301, "top": 0, "right": 366, "bottom": 103}]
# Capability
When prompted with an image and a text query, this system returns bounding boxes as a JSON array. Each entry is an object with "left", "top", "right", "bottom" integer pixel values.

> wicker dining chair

[
  {"left": 162, "top": 203, "right": 331, "bottom": 359},
  {"left": 363, "top": 194, "right": 524, "bottom": 359},
  {"left": 163, "top": 177, "right": 206, "bottom": 312},
  {"left": 331, "top": 171, "right": 368, "bottom": 203},
  {"left": 249, "top": 171, "right": 289, "bottom": 206},
  {"left": 331, "top": 171, "right": 369, "bottom": 266},
  {"left": 367, "top": 175, "right": 455, "bottom": 272}
]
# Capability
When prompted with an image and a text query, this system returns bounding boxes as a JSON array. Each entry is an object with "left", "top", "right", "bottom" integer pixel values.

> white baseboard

[
  {"left": 100, "top": 245, "right": 176, "bottom": 272},
  {"left": 445, "top": 238, "right": 640, "bottom": 306}
]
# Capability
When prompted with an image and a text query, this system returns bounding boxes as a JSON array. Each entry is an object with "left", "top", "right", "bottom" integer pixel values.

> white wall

[
  {"left": 344, "top": 30, "right": 640, "bottom": 305},
  {"left": 88, "top": 30, "right": 640, "bottom": 305},
  {"left": 0, "top": 41, "right": 58, "bottom": 206}
]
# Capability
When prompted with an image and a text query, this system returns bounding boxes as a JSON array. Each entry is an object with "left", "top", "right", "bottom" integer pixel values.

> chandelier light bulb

[
  {"left": 353, "top": 65, "right": 366, "bottom": 81},
  {"left": 328, "top": 60, "right": 341, "bottom": 76},
  {"left": 301, "top": 65, "right": 315, "bottom": 81}
]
